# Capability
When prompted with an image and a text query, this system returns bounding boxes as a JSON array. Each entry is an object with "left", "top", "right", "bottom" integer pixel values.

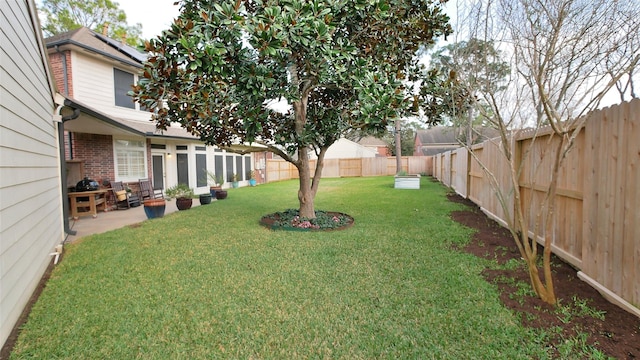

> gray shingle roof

[
  {"left": 416, "top": 127, "right": 459, "bottom": 145},
  {"left": 45, "top": 27, "right": 146, "bottom": 67}
]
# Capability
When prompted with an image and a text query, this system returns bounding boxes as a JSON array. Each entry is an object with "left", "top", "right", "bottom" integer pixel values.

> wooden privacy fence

[
  {"left": 433, "top": 99, "right": 640, "bottom": 316},
  {"left": 266, "top": 156, "right": 433, "bottom": 182}
]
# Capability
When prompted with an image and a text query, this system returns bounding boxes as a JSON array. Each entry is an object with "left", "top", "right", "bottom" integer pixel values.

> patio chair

[
  {"left": 139, "top": 178, "right": 164, "bottom": 200},
  {"left": 112, "top": 181, "right": 140, "bottom": 209}
]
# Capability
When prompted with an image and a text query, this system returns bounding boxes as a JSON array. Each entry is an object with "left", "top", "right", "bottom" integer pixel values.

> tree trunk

[
  {"left": 292, "top": 95, "right": 316, "bottom": 219},
  {"left": 395, "top": 119, "right": 402, "bottom": 173},
  {"left": 297, "top": 145, "right": 316, "bottom": 219}
]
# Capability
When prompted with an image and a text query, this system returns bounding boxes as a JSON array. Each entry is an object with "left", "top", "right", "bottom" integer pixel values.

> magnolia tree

[
  {"left": 447, "top": 0, "right": 640, "bottom": 304},
  {"left": 132, "top": 0, "right": 451, "bottom": 218}
]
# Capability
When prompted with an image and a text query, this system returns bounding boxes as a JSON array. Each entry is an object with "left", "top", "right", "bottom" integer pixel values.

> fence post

[{"left": 466, "top": 147, "right": 471, "bottom": 199}]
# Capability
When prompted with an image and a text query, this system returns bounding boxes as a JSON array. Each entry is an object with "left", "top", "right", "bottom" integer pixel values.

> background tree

[
  {"left": 452, "top": 0, "right": 640, "bottom": 304},
  {"left": 40, "top": 0, "right": 143, "bottom": 46},
  {"left": 132, "top": 0, "right": 451, "bottom": 218},
  {"left": 385, "top": 120, "right": 424, "bottom": 156},
  {"left": 422, "top": 39, "right": 509, "bottom": 146}
]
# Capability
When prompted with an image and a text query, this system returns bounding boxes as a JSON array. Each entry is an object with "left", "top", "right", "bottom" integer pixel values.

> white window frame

[{"left": 113, "top": 138, "right": 147, "bottom": 182}]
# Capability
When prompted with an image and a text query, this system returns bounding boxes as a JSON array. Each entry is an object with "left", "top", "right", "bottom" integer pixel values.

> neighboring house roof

[
  {"left": 473, "top": 127, "right": 501, "bottom": 142},
  {"left": 416, "top": 127, "right": 459, "bottom": 145},
  {"left": 414, "top": 127, "right": 460, "bottom": 156},
  {"left": 357, "top": 136, "right": 388, "bottom": 147},
  {"left": 45, "top": 27, "right": 145, "bottom": 68},
  {"left": 414, "top": 126, "right": 501, "bottom": 156}
]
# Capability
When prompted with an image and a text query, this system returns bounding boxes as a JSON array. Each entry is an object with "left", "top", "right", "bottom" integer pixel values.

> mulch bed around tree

[
  {"left": 259, "top": 210, "right": 354, "bottom": 232},
  {"left": 447, "top": 192, "right": 640, "bottom": 359}
]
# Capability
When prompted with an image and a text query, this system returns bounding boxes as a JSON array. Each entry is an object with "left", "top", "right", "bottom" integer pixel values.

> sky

[
  {"left": 121, "top": 1, "right": 458, "bottom": 42},
  {"left": 118, "top": 1, "right": 181, "bottom": 39}
]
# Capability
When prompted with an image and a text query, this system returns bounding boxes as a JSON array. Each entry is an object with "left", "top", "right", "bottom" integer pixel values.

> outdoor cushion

[{"left": 115, "top": 190, "right": 127, "bottom": 201}]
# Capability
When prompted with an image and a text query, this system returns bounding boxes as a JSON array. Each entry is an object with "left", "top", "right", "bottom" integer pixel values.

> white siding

[
  {"left": 72, "top": 51, "right": 151, "bottom": 122},
  {"left": 322, "top": 138, "right": 378, "bottom": 159},
  {"left": 0, "top": 0, "right": 64, "bottom": 347}
]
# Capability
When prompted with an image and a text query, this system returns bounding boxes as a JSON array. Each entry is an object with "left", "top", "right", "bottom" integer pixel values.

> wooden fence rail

[
  {"left": 433, "top": 99, "right": 640, "bottom": 316},
  {"left": 266, "top": 156, "right": 433, "bottom": 182}
]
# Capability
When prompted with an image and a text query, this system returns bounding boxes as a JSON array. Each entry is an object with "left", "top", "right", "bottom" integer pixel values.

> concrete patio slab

[{"left": 65, "top": 200, "right": 202, "bottom": 243}]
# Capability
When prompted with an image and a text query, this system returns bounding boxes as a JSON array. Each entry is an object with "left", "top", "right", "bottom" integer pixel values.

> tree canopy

[
  {"left": 133, "top": 0, "right": 451, "bottom": 217},
  {"left": 420, "top": 39, "right": 509, "bottom": 134},
  {"left": 40, "top": 0, "right": 143, "bottom": 46}
]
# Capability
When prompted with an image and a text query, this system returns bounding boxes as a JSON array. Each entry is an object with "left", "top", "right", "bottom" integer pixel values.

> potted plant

[
  {"left": 199, "top": 193, "right": 212, "bottom": 205},
  {"left": 248, "top": 170, "right": 257, "bottom": 186},
  {"left": 231, "top": 173, "right": 240, "bottom": 188},
  {"left": 205, "top": 170, "right": 221, "bottom": 197},
  {"left": 143, "top": 198, "right": 166, "bottom": 219},
  {"left": 394, "top": 170, "right": 421, "bottom": 189},
  {"left": 165, "top": 183, "right": 195, "bottom": 210},
  {"left": 214, "top": 174, "right": 227, "bottom": 199}
]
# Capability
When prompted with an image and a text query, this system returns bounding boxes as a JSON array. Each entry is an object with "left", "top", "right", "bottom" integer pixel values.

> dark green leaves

[{"left": 131, "top": 0, "right": 452, "bottom": 152}]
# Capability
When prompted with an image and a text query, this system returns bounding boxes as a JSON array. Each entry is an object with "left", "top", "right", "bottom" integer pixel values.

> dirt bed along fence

[{"left": 433, "top": 99, "right": 640, "bottom": 317}]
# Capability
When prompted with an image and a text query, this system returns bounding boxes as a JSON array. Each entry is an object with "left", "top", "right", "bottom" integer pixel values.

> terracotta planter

[
  {"left": 175, "top": 197, "right": 193, "bottom": 210},
  {"left": 143, "top": 199, "right": 166, "bottom": 219}
]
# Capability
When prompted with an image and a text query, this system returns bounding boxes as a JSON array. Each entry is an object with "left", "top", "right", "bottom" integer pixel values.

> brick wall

[
  {"left": 70, "top": 133, "right": 114, "bottom": 184},
  {"left": 48, "top": 50, "right": 73, "bottom": 96}
]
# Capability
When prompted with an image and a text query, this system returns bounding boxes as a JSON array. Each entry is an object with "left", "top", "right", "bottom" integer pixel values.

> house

[
  {"left": 0, "top": 0, "right": 65, "bottom": 348},
  {"left": 414, "top": 126, "right": 501, "bottom": 156},
  {"left": 45, "top": 27, "right": 255, "bottom": 200},
  {"left": 308, "top": 138, "right": 379, "bottom": 160},
  {"left": 413, "top": 127, "right": 461, "bottom": 156},
  {"left": 356, "top": 136, "right": 391, "bottom": 156}
]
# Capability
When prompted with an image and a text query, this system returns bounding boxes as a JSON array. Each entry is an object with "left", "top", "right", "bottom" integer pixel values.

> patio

[{"left": 65, "top": 199, "right": 201, "bottom": 242}]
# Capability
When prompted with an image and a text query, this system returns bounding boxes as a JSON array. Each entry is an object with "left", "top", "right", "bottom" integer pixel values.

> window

[
  {"left": 244, "top": 156, "right": 252, "bottom": 180},
  {"left": 114, "top": 68, "right": 135, "bottom": 109},
  {"left": 114, "top": 139, "right": 146, "bottom": 181},
  {"left": 196, "top": 147, "right": 207, "bottom": 187}
]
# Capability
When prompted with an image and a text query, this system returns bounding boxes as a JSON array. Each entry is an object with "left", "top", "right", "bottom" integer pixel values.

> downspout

[
  {"left": 56, "top": 46, "right": 74, "bottom": 159},
  {"left": 55, "top": 46, "right": 69, "bottom": 96},
  {"left": 58, "top": 106, "right": 80, "bottom": 236},
  {"left": 54, "top": 47, "right": 78, "bottom": 236}
]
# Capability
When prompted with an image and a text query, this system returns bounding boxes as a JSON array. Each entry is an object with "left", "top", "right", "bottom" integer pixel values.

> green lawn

[{"left": 11, "top": 177, "right": 549, "bottom": 359}]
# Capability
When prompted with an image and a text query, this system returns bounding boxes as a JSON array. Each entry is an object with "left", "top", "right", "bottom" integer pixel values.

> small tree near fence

[{"left": 442, "top": 0, "right": 640, "bottom": 304}]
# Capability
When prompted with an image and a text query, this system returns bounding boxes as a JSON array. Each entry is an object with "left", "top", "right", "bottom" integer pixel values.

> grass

[{"left": 12, "top": 177, "right": 556, "bottom": 359}]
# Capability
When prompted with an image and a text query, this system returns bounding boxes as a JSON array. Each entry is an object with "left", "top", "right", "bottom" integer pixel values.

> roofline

[
  {"left": 144, "top": 132, "right": 202, "bottom": 141},
  {"left": 63, "top": 97, "right": 202, "bottom": 141},
  {"left": 47, "top": 39, "right": 142, "bottom": 68},
  {"left": 63, "top": 98, "right": 146, "bottom": 136}
]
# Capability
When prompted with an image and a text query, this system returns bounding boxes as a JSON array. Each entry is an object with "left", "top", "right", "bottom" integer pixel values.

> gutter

[{"left": 56, "top": 97, "right": 80, "bottom": 237}]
